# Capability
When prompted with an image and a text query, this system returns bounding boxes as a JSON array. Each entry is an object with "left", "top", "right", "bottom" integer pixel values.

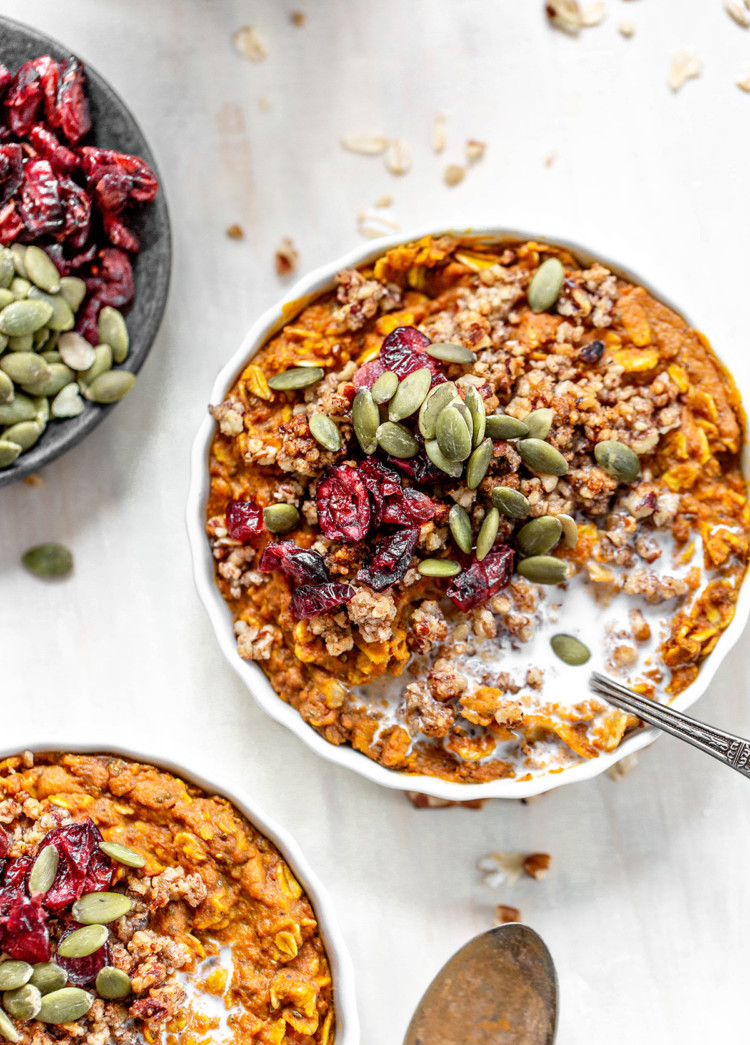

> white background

[{"left": 1, "top": 2, "right": 748, "bottom": 1042}]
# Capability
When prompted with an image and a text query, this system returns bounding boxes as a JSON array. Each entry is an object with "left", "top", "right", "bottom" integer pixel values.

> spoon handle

[{"left": 589, "top": 671, "right": 750, "bottom": 779}]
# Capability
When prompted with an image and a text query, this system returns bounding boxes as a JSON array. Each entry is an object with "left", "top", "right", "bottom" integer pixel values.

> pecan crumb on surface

[
  {"left": 275, "top": 236, "right": 299, "bottom": 277},
  {"left": 444, "top": 163, "right": 466, "bottom": 187},
  {"left": 523, "top": 852, "right": 552, "bottom": 880},
  {"left": 495, "top": 904, "right": 522, "bottom": 924},
  {"left": 290, "top": 10, "right": 306, "bottom": 26},
  {"left": 232, "top": 25, "right": 269, "bottom": 61},
  {"left": 23, "top": 472, "right": 44, "bottom": 488},
  {"left": 226, "top": 223, "right": 244, "bottom": 240},
  {"left": 466, "top": 139, "right": 486, "bottom": 164}
]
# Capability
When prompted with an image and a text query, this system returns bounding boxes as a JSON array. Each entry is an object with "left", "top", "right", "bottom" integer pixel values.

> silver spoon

[
  {"left": 404, "top": 923, "right": 558, "bottom": 1045},
  {"left": 590, "top": 671, "right": 750, "bottom": 778}
]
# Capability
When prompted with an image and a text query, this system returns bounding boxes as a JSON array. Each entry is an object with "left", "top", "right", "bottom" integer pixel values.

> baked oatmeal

[
  {"left": 0, "top": 752, "right": 334, "bottom": 1043},
  {"left": 206, "top": 235, "right": 749, "bottom": 784}
]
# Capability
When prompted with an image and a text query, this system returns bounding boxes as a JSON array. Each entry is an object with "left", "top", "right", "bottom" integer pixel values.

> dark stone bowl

[{"left": 0, "top": 15, "right": 171, "bottom": 488}]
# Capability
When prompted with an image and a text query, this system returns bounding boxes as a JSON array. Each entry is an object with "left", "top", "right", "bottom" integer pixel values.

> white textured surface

[{"left": 0, "top": 2, "right": 748, "bottom": 1042}]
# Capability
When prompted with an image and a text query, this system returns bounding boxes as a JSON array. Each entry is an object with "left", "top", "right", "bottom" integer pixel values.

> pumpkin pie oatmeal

[
  {"left": 0, "top": 752, "right": 333, "bottom": 1043},
  {"left": 206, "top": 235, "right": 749, "bottom": 784}
]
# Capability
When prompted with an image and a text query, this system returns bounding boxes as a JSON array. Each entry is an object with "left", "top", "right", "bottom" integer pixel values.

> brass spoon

[{"left": 404, "top": 923, "right": 558, "bottom": 1045}]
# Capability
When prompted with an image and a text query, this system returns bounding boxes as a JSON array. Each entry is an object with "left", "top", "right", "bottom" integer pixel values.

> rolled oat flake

[
  {"left": 37, "top": 987, "right": 94, "bottom": 1024},
  {"left": 0, "top": 963, "right": 33, "bottom": 992},
  {"left": 22, "top": 543, "right": 73, "bottom": 578}
]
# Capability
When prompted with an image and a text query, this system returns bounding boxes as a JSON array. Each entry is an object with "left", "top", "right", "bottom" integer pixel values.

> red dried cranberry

[
  {"left": 381, "top": 487, "right": 439, "bottom": 527},
  {"left": 28, "top": 123, "right": 79, "bottom": 173},
  {"left": 18, "top": 158, "right": 63, "bottom": 236},
  {"left": 102, "top": 211, "right": 140, "bottom": 253},
  {"left": 258, "top": 542, "right": 329, "bottom": 585},
  {"left": 290, "top": 582, "right": 355, "bottom": 619},
  {"left": 0, "top": 200, "right": 23, "bottom": 244},
  {"left": 55, "top": 921, "right": 110, "bottom": 985},
  {"left": 357, "top": 528, "right": 420, "bottom": 591},
  {"left": 580, "top": 339, "right": 604, "bottom": 364},
  {"left": 0, "top": 144, "right": 23, "bottom": 207},
  {"left": 380, "top": 326, "right": 443, "bottom": 381},
  {"left": 0, "top": 828, "right": 8, "bottom": 860},
  {"left": 42, "top": 242, "right": 70, "bottom": 275},
  {"left": 5, "top": 60, "right": 45, "bottom": 136},
  {"left": 53, "top": 58, "right": 91, "bottom": 145},
  {"left": 352, "top": 358, "right": 386, "bottom": 391},
  {"left": 59, "top": 176, "right": 92, "bottom": 247},
  {"left": 0, "top": 856, "right": 32, "bottom": 917},
  {"left": 225, "top": 499, "right": 263, "bottom": 541},
  {"left": 80, "top": 147, "right": 158, "bottom": 202},
  {"left": 386, "top": 449, "right": 444, "bottom": 486},
  {"left": 91, "top": 167, "right": 133, "bottom": 213},
  {"left": 92, "top": 247, "right": 134, "bottom": 305},
  {"left": 359, "top": 459, "right": 403, "bottom": 527},
  {"left": 40, "top": 820, "right": 100, "bottom": 911},
  {"left": 82, "top": 847, "right": 114, "bottom": 894},
  {"left": 1, "top": 899, "right": 50, "bottom": 963},
  {"left": 446, "top": 545, "right": 515, "bottom": 612},
  {"left": 316, "top": 465, "right": 371, "bottom": 543}
]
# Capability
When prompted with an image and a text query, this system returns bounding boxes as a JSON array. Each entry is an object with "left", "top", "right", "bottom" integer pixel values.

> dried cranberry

[
  {"left": 352, "top": 358, "right": 387, "bottom": 390},
  {"left": 0, "top": 144, "right": 23, "bottom": 206},
  {"left": 0, "top": 857, "right": 32, "bottom": 917},
  {"left": 386, "top": 449, "right": 444, "bottom": 486},
  {"left": 380, "top": 326, "right": 443, "bottom": 381},
  {"left": 82, "top": 847, "right": 114, "bottom": 894},
  {"left": 225, "top": 498, "right": 263, "bottom": 541},
  {"left": 59, "top": 176, "right": 92, "bottom": 247},
  {"left": 382, "top": 487, "right": 439, "bottom": 527},
  {"left": 102, "top": 211, "right": 140, "bottom": 253},
  {"left": 5, "top": 60, "right": 45, "bottom": 136},
  {"left": 0, "top": 828, "right": 8, "bottom": 860},
  {"left": 28, "top": 123, "right": 79, "bottom": 173},
  {"left": 316, "top": 465, "right": 371, "bottom": 543},
  {"left": 290, "top": 582, "right": 355, "bottom": 619},
  {"left": 18, "top": 159, "right": 63, "bottom": 236},
  {"left": 80, "top": 147, "right": 158, "bottom": 202},
  {"left": 53, "top": 58, "right": 91, "bottom": 145},
  {"left": 92, "top": 247, "right": 134, "bottom": 305},
  {"left": 0, "top": 64, "right": 11, "bottom": 98},
  {"left": 40, "top": 820, "right": 100, "bottom": 911},
  {"left": 357, "top": 528, "right": 420, "bottom": 591},
  {"left": 359, "top": 459, "right": 403, "bottom": 527},
  {"left": 258, "top": 542, "right": 329, "bottom": 585},
  {"left": 43, "top": 242, "right": 70, "bottom": 275},
  {"left": 1, "top": 900, "right": 50, "bottom": 963},
  {"left": 446, "top": 545, "right": 515, "bottom": 612},
  {"left": 55, "top": 922, "right": 110, "bottom": 985},
  {"left": 91, "top": 167, "right": 133, "bottom": 213},
  {"left": 580, "top": 339, "right": 604, "bottom": 364},
  {"left": 0, "top": 200, "right": 23, "bottom": 244}
]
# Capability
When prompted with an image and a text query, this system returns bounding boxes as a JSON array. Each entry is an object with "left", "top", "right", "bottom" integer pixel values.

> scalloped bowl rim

[
  {"left": 186, "top": 223, "right": 750, "bottom": 801},
  {"left": 0, "top": 740, "right": 359, "bottom": 1045}
]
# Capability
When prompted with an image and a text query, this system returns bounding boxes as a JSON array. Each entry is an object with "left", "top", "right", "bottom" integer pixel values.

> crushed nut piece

[
  {"left": 226, "top": 223, "right": 244, "bottom": 240},
  {"left": 385, "top": 138, "right": 412, "bottom": 176},
  {"left": 478, "top": 852, "right": 527, "bottom": 888},
  {"left": 726, "top": 0, "right": 750, "bottom": 26},
  {"left": 432, "top": 111, "right": 447, "bottom": 153},
  {"left": 546, "top": 0, "right": 606, "bottom": 34},
  {"left": 444, "top": 163, "right": 466, "bottom": 187},
  {"left": 495, "top": 904, "right": 522, "bottom": 925},
  {"left": 523, "top": 853, "right": 552, "bottom": 880},
  {"left": 375, "top": 194, "right": 393, "bottom": 208},
  {"left": 340, "top": 133, "right": 388, "bottom": 156},
  {"left": 607, "top": 752, "right": 640, "bottom": 780},
  {"left": 737, "top": 72, "right": 750, "bottom": 91},
  {"left": 275, "top": 237, "right": 299, "bottom": 277},
  {"left": 544, "top": 152, "right": 557, "bottom": 168},
  {"left": 466, "top": 139, "right": 486, "bottom": 164},
  {"left": 618, "top": 20, "right": 635, "bottom": 37},
  {"left": 669, "top": 51, "right": 702, "bottom": 92},
  {"left": 357, "top": 210, "right": 400, "bottom": 239},
  {"left": 23, "top": 472, "right": 44, "bottom": 488},
  {"left": 233, "top": 26, "right": 269, "bottom": 62},
  {"left": 290, "top": 11, "right": 306, "bottom": 26}
]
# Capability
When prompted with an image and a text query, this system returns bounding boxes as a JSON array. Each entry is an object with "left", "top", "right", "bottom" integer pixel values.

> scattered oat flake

[
  {"left": 478, "top": 852, "right": 527, "bottom": 889},
  {"left": 669, "top": 51, "right": 702, "bottom": 92},
  {"left": 607, "top": 752, "right": 639, "bottom": 780},
  {"left": 275, "top": 237, "right": 299, "bottom": 277},
  {"left": 23, "top": 472, "right": 44, "bottom": 488},
  {"left": 357, "top": 210, "right": 401, "bottom": 239},
  {"left": 544, "top": 152, "right": 557, "bottom": 168},
  {"left": 290, "top": 11, "right": 306, "bottom": 26},
  {"left": 737, "top": 72, "right": 750, "bottom": 91},
  {"left": 233, "top": 26, "right": 269, "bottom": 62},
  {"left": 618, "top": 20, "right": 635, "bottom": 37},
  {"left": 496, "top": 905, "right": 522, "bottom": 925},
  {"left": 385, "top": 138, "right": 412, "bottom": 176},
  {"left": 407, "top": 792, "right": 485, "bottom": 809},
  {"left": 726, "top": 0, "right": 750, "bottom": 27},
  {"left": 444, "top": 164, "right": 466, "bottom": 188},
  {"left": 340, "top": 133, "right": 388, "bottom": 156},
  {"left": 226, "top": 224, "right": 244, "bottom": 240},
  {"left": 546, "top": 0, "right": 606, "bottom": 34},
  {"left": 432, "top": 111, "right": 447, "bottom": 154},
  {"left": 259, "top": 96, "right": 272, "bottom": 111},
  {"left": 375, "top": 194, "right": 393, "bottom": 208},
  {"left": 465, "top": 139, "right": 486, "bottom": 164}
]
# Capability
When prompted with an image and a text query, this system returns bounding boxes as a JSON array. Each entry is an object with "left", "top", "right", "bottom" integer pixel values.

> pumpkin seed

[
  {"left": 25, "top": 246, "right": 61, "bottom": 294},
  {"left": 0, "top": 395, "right": 36, "bottom": 426},
  {"left": 376, "top": 421, "right": 419, "bottom": 458},
  {"left": 517, "top": 555, "right": 569, "bottom": 585},
  {"left": 451, "top": 398, "right": 474, "bottom": 442},
  {"left": 0, "top": 964, "right": 33, "bottom": 992},
  {"left": 37, "top": 987, "right": 94, "bottom": 1024},
  {"left": 371, "top": 370, "right": 398, "bottom": 405},
  {"left": 417, "top": 558, "right": 461, "bottom": 577},
  {"left": 0, "top": 248, "right": 13, "bottom": 289},
  {"left": 21, "top": 364, "right": 75, "bottom": 398},
  {"left": 518, "top": 438, "right": 568, "bottom": 476},
  {"left": 57, "top": 924, "right": 108, "bottom": 959},
  {"left": 95, "top": 967, "right": 131, "bottom": 1001},
  {"left": 425, "top": 438, "right": 463, "bottom": 477},
  {"left": 436, "top": 406, "right": 472, "bottom": 462},
  {"left": 550, "top": 633, "right": 591, "bottom": 666},
  {"left": 352, "top": 387, "right": 379, "bottom": 454},
  {"left": 418, "top": 380, "right": 456, "bottom": 439},
  {"left": 264, "top": 504, "right": 300, "bottom": 533},
  {"left": 60, "top": 277, "right": 87, "bottom": 312},
  {"left": 21, "top": 543, "right": 73, "bottom": 578},
  {"left": 465, "top": 385, "right": 486, "bottom": 447},
  {"left": 10, "top": 244, "right": 27, "bottom": 279},
  {"left": 0, "top": 372, "right": 13, "bottom": 405},
  {"left": 309, "top": 412, "right": 341, "bottom": 452},
  {"left": 466, "top": 437, "right": 493, "bottom": 490},
  {"left": 58, "top": 332, "right": 95, "bottom": 371},
  {"left": 424, "top": 341, "right": 477, "bottom": 364},
  {"left": 0, "top": 299, "right": 53, "bottom": 336},
  {"left": 78, "top": 345, "right": 113, "bottom": 386},
  {"left": 51, "top": 384, "right": 85, "bottom": 419},
  {"left": 476, "top": 507, "right": 500, "bottom": 561},
  {"left": 10, "top": 278, "right": 30, "bottom": 300},
  {"left": 594, "top": 440, "right": 641, "bottom": 483},
  {"left": 34, "top": 396, "right": 49, "bottom": 426},
  {"left": 7, "top": 334, "right": 33, "bottom": 352},
  {"left": 516, "top": 515, "right": 562, "bottom": 556},
  {"left": 267, "top": 366, "right": 324, "bottom": 391},
  {"left": 41, "top": 349, "right": 60, "bottom": 364},
  {"left": 27, "top": 288, "right": 74, "bottom": 332},
  {"left": 4, "top": 421, "right": 43, "bottom": 452},
  {"left": 4, "top": 983, "right": 42, "bottom": 1020},
  {"left": 0, "top": 440, "right": 21, "bottom": 467},
  {"left": 491, "top": 485, "right": 530, "bottom": 519},
  {"left": 29, "top": 846, "right": 60, "bottom": 896},
  {"left": 0, "top": 290, "right": 13, "bottom": 309},
  {"left": 524, "top": 407, "right": 554, "bottom": 440},
  {"left": 448, "top": 504, "right": 473, "bottom": 554},
  {"left": 0, "top": 1009, "right": 18, "bottom": 1043},
  {"left": 97, "top": 306, "right": 129, "bottom": 363},
  {"left": 528, "top": 257, "right": 565, "bottom": 313},
  {"left": 0, "top": 353, "right": 50, "bottom": 387},
  {"left": 485, "top": 414, "right": 529, "bottom": 440},
  {"left": 29, "top": 964, "right": 67, "bottom": 996},
  {"left": 558, "top": 514, "right": 578, "bottom": 548},
  {"left": 85, "top": 371, "right": 136, "bottom": 404},
  {"left": 388, "top": 366, "right": 431, "bottom": 421},
  {"left": 33, "top": 326, "right": 50, "bottom": 349},
  {"left": 99, "top": 842, "right": 146, "bottom": 869},
  {"left": 72, "top": 892, "right": 133, "bottom": 925}
]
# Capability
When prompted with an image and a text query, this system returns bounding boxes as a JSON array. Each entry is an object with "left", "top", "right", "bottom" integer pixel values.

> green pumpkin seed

[
  {"left": 424, "top": 341, "right": 477, "bottom": 364},
  {"left": 10, "top": 244, "right": 27, "bottom": 279},
  {"left": 425, "top": 438, "right": 463, "bottom": 477},
  {"left": 436, "top": 406, "right": 472, "bottom": 462},
  {"left": 0, "top": 440, "right": 21, "bottom": 468},
  {"left": 466, "top": 438, "right": 493, "bottom": 490},
  {"left": 33, "top": 326, "right": 51, "bottom": 350},
  {"left": 57, "top": 924, "right": 108, "bottom": 959},
  {"left": 41, "top": 349, "right": 61, "bottom": 364},
  {"left": 491, "top": 486, "right": 530, "bottom": 519},
  {"left": 0, "top": 248, "right": 13, "bottom": 289},
  {"left": 517, "top": 555, "right": 569, "bottom": 585},
  {"left": 21, "top": 364, "right": 75, "bottom": 398},
  {"left": 58, "top": 332, "right": 95, "bottom": 371},
  {"left": 7, "top": 334, "right": 33, "bottom": 352},
  {"left": 37, "top": 987, "right": 94, "bottom": 1024},
  {"left": 594, "top": 440, "right": 641, "bottom": 483},
  {"left": 29, "top": 846, "right": 60, "bottom": 896},
  {"left": 0, "top": 299, "right": 53, "bottom": 336},
  {"left": 78, "top": 345, "right": 113, "bottom": 386},
  {"left": 0, "top": 395, "right": 35, "bottom": 426},
  {"left": 25, "top": 246, "right": 61, "bottom": 294},
  {"left": 376, "top": 421, "right": 419, "bottom": 458},
  {"left": 21, "top": 543, "right": 73, "bottom": 578},
  {"left": 0, "top": 964, "right": 33, "bottom": 992},
  {"left": 524, "top": 408, "right": 554, "bottom": 440},
  {"left": 476, "top": 507, "right": 500, "bottom": 561},
  {"left": 95, "top": 967, "right": 131, "bottom": 1001},
  {"left": 0, "top": 372, "right": 13, "bottom": 406},
  {"left": 97, "top": 306, "right": 129, "bottom": 363},
  {"left": 528, "top": 257, "right": 565, "bottom": 313},
  {"left": 550, "top": 633, "right": 591, "bottom": 666},
  {"left": 10, "top": 278, "right": 30, "bottom": 300},
  {"left": 85, "top": 370, "right": 136, "bottom": 404},
  {"left": 352, "top": 387, "right": 379, "bottom": 454},
  {"left": 0, "top": 353, "right": 50, "bottom": 387},
  {"left": 264, "top": 503, "right": 300, "bottom": 533},
  {"left": 417, "top": 558, "right": 461, "bottom": 577},
  {"left": 388, "top": 367, "right": 431, "bottom": 422},
  {"left": 51, "top": 384, "right": 85, "bottom": 419},
  {"left": 27, "top": 288, "right": 74, "bottom": 332},
  {"left": 34, "top": 396, "right": 49, "bottom": 426},
  {"left": 558, "top": 514, "right": 578, "bottom": 548},
  {"left": 518, "top": 438, "right": 568, "bottom": 476},
  {"left": 59, "top": 277, "right": 87, "bottom": 312},
  {"left": 417, "top": 380, "right": 456, "bottom": 439},
  {"left": 3, "top": 421, "right": 43, "bottom": 452},
  {"left": 29, "top": 964, "right": 67, "bottom": 996},
  {"left": 485, "top": 414, "right": 529, "bottom": 440},
  {"left": 0, "top": 1009, "right": 18, "bottom": 1043},
  {"left": 267, "top": 366, "right": 324, "bottom": 391},
  {"left": 71, "top": 891, "right": 133, "bottom": 926},
  {"left": 516, "top": 516, "right": 562, "bottom": 556},
  {"left": 4, "top": 983, "right": 42, "bottom": 1020},
  {"left": 448, "top": 504, "right": 473, "bottom": 554},
  {"left": 308, "top": 412, "right": 341, "bottom": 452},
  {"left": 451, "top": 398, "right": 474, "bottom": 442},
  {"left": 465, "top": 385, "right": 486, "bottom": 447},
  {"left": 371, "top": 370, "right": 398, "bottom": 405},
  {"left": 99, "top": 841, "right": 146, "bottom": 869},
  {"left": 0, "top": 289, "right": 13, "bottom": 309}
]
